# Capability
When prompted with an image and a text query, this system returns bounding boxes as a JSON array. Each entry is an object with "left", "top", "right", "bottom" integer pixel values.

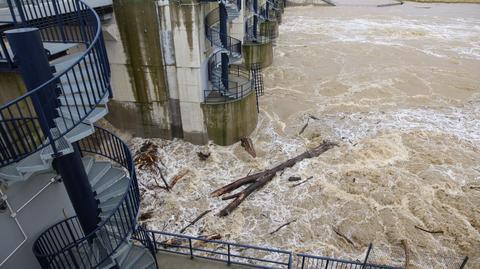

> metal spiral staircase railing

[
  {"left": 204, "top": 0, "right": 254, "bottom": 103},
  {"left": 245, "top": 0, "right": 280, "bottom": 42},
  {"left": 33, "top": 127, "right": 156, "bottom": 269},
  {"left": 0, "top": 0, "right": 156, "bottom": 268}
]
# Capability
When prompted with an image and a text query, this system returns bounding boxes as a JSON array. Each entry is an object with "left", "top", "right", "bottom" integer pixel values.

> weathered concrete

[
  {"left": 201, "top": 92, "right": 258, "bottom": 146},
  {"left": 106, "top": 0, "right": 174, "bottom": 138},
  {"left": 157, "top": 252, "right": 254, "bottom": 269},
  {"left": 243, "top": 40, "right": 274, "bottom": 68},
  {"left": 0, "top": 72, "right": 26, "bottom": 102},
  {"left": 260, "top": 20, "right": 279, "bottom": 40}
]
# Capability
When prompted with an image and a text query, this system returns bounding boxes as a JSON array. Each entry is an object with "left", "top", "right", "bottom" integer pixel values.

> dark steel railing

[
  {"left": 205, "top": 7, "right": 242, "bottom": 55},
  {"left": 0, "top": 37, "right": 13, "bottom": 67},
  {"left": 205, "top": 50, "right": 253, "bottom": 103},
  {"left": 296, "top": 253, "right": 404, "bottom": 269},
  {"left": 33, "top": 126, "right": 140, "bottom": 268},
  {"left": 0, "top": 0, "right": 110, "bottom": 168},
  {"left": 204, "top": 0, "right": 255, "bottom": 103},
  {"left": 149, "top": 230, "right": 293, "bottom": 269}
]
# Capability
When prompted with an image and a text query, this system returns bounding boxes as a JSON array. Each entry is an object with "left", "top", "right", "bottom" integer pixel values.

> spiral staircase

[
  {"left": 0, "top": 0, "right": 156, "bottom": 268},
  {"left": 245, "top": 0, "right": 281, "bottom": 43},
  {"left": 204, "top": 0, "right": 254, "bottom": 103}
]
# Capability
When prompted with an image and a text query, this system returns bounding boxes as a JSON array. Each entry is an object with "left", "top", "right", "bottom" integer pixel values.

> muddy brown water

[{"left": 134, "top": 2, "right": 480, "bottom": 268}]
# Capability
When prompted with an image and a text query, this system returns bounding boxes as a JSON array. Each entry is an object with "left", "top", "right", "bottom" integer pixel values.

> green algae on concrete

[
  {"left": 0, "top": 72, "right": 26, "bottom": 103},
  {"left": 260, "top": 20, "right": 279, "bottom": 40},
  {"left": 201, "top": 92, "right": 258, "bottom": 146},
  {"left": 112, "top": 0, "right": 174, "bottom": 137},
  {"left": 170, "top": 0, "right": 198, "bottom": 51},
  {"left": 107, "top": 100, "right": 172, "bottom": 138},
  {"left": 243, "top": 41, "right": 274, "bottom": 69}
]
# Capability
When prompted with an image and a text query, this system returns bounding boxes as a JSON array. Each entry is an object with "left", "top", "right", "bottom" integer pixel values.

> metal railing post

[
  {"left": 301, "top": 256, "right": 305, "bottom": 269},
  {"left": 459, "top": 256, "right": 469, "bottom": 269},
  {"left": 227, "top": 244, "right": 231, "bottom": 265},
  {"left": 361, "top": 243, "right": 373, "bottom": 269},
  {"left": 189, "top": 238, "right": 194, "bottom": 259}
]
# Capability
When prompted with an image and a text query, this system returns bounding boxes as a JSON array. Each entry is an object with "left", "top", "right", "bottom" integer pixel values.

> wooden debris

[
  {"left": 135, "top": 141, "right": 160, "bottom": 171},
  {"left": 139, "top": 211, "right": 154, "bottom": 221},
  {"left": 197, "top": 151, "right": 211, "bottom": 161},
  {"left": 241, "top": 137, "right": 257, "bottom": 158},
  {"left": 160, "top": 238, "right": 184, "bottom": 248},
  {"left": 299, "top": 118, "right": 310, "bottom": 135},
  {"left": 169, "top": 169, "right": 190, "bottom": 189},
  {"left": 211, "top": 141, "right": 337, "bottom": 217},
  {"left": 400, "top": 239, "right": 410, "bottom": 269},
  {"left": 309, "top": 114, "right": 319, "bottom": 120},
  {"left": 291, "top": 176, "right": 313, "bottom": 187},
  {"left": 194, "top": 233, "right": 222, "bottom": 247},
  {"left": 288, "top": 176, "right": 302, "bottom": 182},
  {"left": 179, "top": 210, "right": 212, "bottom": 234},
  {"left": 269, "top": 219, "right": 297, "bottom": 235},
  {"left": 332, "top": 226, "right": 354, "bottom": 246},
  {"left": 414, "top": 225, "right": 443, "bottom": 234},
  {"left": 135, "top": 140, "right": 170, "bottom": 190}
]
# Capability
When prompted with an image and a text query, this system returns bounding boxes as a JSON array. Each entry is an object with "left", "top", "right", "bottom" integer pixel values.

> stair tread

[
  {"left": 16, "top": 150, "right": 49, "bottom": 173},
  {"left": 93, "top": 166, "right": 125, "bottom": 194},
  {"left": 58, "top": 91, "right": 109, "bottom": 107},
  {"left": 115, "top": 242, "right": 132, "bottom": 265},
  {"left": 133, "top": 251, "right": 155, "bottom": 269},
  {"left": 98, "top": 195, "right": 124, "bottom": 213},
  {"left": 121, "top": 245, "right": 147, "bottom": 268},
  {"left": 87, "top": 161, "right": 112, "bottom": 187},
  {"left": 0, "top": 165, "right": 24, "bottom": 182},
  {"left": 56, "top": 106, "right": 108, "bottom": 124},
  {"left": 54, "top": 118, "right": 94, "bottom": 143},
  {"left": 51, "top": 52, "right": 85, "bottom": 71},
  {"left": 82, "top": 156, "right": 94, "bottom": 174},
  {"left": 96, "top": 176, "right": 129, "bottom": 202}
]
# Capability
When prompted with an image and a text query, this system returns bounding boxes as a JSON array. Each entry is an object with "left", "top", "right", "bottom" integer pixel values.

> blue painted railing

[
  {"left": 146, "top": 230, "right": 293, "bottom": 268},
  {"left": 296, "top": 253, "right": 404, "bottom": 269},
  {"left": 203, "top": 1, "right": 255, "bottom": 103},
  {"left": 33, "top": 126, "right": 140, "bottom": 268},
  {"left": 0, "top": 0, "right": 110, "bottom": 167},
  {"left": 205, "top": 51, "right": 253, "bottom": 103},
  {"left": 205, "top": 7, "right": 242, "bottom": 56}
]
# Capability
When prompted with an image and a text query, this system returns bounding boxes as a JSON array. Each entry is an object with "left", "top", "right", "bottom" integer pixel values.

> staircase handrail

[
  {"left": 205, "top": 7, "right": 242, "bottom": 55},
  {"left": 0, "top": 0, "right": 110, "bottom": 168},
  {"left": 32, "top": 126, "right": 140, "bottom": 268}
]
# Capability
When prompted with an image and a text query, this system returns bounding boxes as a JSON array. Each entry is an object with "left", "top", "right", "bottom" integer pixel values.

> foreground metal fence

[
  {"left": 147, "top": 230, "right": 293, "bottom": 268},
  {"left": 136, "top": 230, "right": 471, "bottom": 269}
]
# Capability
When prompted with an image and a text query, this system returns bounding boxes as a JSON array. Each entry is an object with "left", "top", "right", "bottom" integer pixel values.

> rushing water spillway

[{"left": 134, "top": 2, "right": 480, "bottom": 268}]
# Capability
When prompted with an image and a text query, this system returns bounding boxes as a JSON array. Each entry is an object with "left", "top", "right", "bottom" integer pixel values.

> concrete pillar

[
  {"left": 170, "top": 0, "right": 208, "bottom": 144},
  {"left": 107, "top": 0, "right": 173, "bottom": 138}
]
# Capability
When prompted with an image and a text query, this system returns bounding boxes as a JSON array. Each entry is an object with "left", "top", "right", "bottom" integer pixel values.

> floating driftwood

[
  {"left": 197, "top": 151, "right": 211, "bottom": 161},
  {"left": 290, "top": 176, "right": 313, "bottom": 187},
  {"left": 241, "top": 137, "right": 257, "bottom": 158},
  {"left": 169, "top": 169, "right": 190, "bottom": 189},
  {"left": 401, "top": 239, "right": 410, "bottom": 269},
  {"left": 211, "top": 141, "right": 337, "bottom": 217},
  {"left": 332, "top": 226, "right": 354, "bottom": 246},
  {"left": 269, "top": 219, "right": 297, "bottom": 235},
  {"left": 179, "top": 210, "right": 212, "bottom": 234},
  {"left": 414, "top": 225, "right": 443, "bottom": 234}
]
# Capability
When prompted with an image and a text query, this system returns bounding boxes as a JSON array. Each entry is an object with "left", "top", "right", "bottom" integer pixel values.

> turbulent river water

[{"left": 132, "top": 2, "right": 480, "bottom": 268}]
